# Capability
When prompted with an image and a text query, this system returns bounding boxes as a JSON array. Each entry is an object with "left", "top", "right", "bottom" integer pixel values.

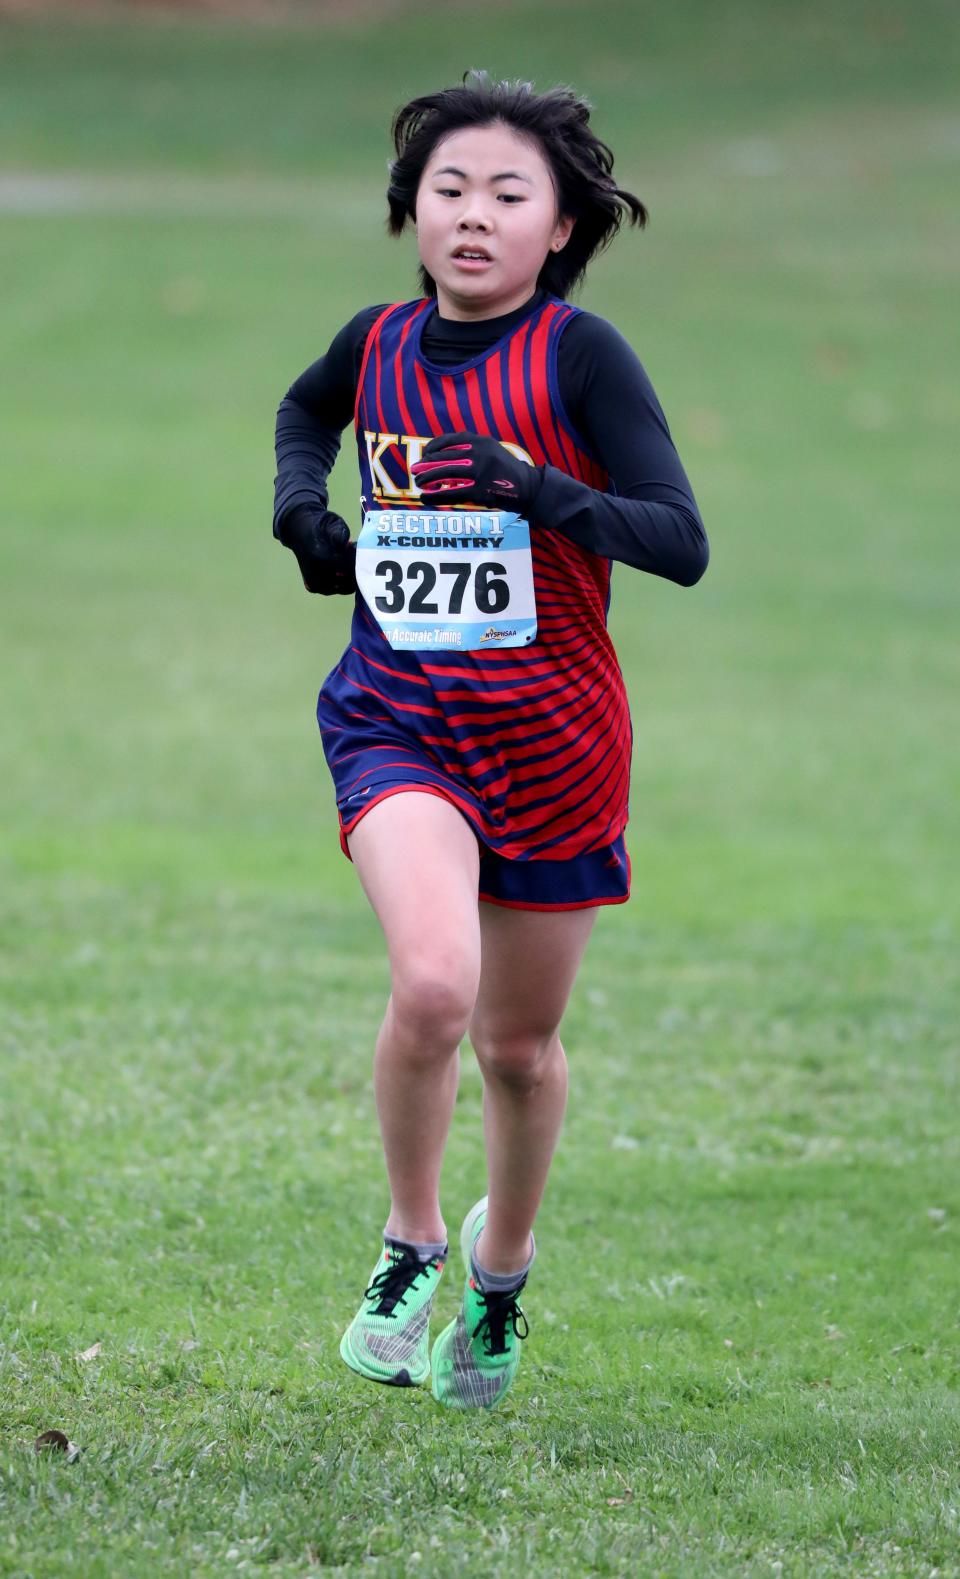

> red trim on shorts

[
  {"left": 477, "top": 891, "right": 630, "bottom": 912},
  {"left": 337, "top": 783, "right": 469, "bottom": 858}
]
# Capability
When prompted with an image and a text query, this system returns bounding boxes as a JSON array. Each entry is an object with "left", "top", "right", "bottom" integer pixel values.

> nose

[{"left": 456, "top": 202, "right": 493, "bottom": 232}]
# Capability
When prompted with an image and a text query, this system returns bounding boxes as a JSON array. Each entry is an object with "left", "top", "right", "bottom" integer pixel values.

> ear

[{"left": 551, "top": 213, "right": 575, "bottom": 253}]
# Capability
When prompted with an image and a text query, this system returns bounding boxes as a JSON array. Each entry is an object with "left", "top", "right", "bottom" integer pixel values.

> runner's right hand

[{"left": 278, "top": 505, "right": 357, "bottom": 596}]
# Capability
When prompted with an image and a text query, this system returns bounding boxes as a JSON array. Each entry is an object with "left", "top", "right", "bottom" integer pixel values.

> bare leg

[
  {"left": 347, "top": 792, "right": 481, "bottom": 1246},
  {"left": 468, "top": 904, "right": 596, "bottom": 1274}
]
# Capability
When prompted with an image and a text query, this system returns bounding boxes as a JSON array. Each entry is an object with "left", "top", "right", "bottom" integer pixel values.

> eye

[{"left": 434, "top": 188, "right": 524, "bottom": 202}]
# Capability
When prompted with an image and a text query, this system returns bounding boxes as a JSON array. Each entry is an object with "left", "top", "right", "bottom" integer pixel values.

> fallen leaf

[{"left": 35, "top": 1430, "right": 81, "bottom": 1462}]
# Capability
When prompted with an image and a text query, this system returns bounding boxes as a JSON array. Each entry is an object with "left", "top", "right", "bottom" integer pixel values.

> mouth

[{"left": 451, "top": 246, "right": 493, "bottom": 270}]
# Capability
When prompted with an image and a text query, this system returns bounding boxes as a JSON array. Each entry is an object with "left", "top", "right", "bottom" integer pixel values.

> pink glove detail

[{"left": 410, "top": 432, "right": 542, "bottom": 510}]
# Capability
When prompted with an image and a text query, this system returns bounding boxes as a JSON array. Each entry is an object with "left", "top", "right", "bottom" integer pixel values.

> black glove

[
  {"left": 277, "top": 504, "right": 357, "bottom": 596},
  {"left": 410, "top": 431, "right": 544, "bottom": 512}
]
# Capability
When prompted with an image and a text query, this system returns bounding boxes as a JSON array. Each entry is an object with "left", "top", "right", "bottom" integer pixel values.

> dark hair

[{"left": 386, "top": 69, "right": 648, "bottom": 300}]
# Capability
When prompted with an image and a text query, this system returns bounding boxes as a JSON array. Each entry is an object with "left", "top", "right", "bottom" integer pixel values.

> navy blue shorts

[
  {"left": 337, "top": 782, "right": 630, "bottom": 912},
  {"left": 477, "top": 828, "right": 630, "bottom": 911}
]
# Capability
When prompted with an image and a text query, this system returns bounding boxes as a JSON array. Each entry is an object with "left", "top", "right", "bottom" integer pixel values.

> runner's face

[{"left": 415, "top": 123, "right": 574, "bottom": 320}]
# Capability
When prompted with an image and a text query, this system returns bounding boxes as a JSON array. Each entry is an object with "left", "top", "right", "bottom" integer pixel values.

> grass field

[{"left": 2, "top": 3, "right": 959, "bottom": 1574}]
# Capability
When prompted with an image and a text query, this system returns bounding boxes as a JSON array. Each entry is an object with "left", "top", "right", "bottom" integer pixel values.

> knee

[
  {"left": 390, "top": 956, "right": 477, "bottom": 1052},
  {"left": 472, "top": 1024, "right": 560, "bottom": 1093}
]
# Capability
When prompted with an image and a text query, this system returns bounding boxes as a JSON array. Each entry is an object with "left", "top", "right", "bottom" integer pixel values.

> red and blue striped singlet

[{"left": 317, "top": 292, "right": 633, "bottom": 862}]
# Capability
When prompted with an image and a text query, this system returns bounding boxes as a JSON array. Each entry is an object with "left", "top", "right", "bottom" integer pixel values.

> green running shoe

[
  {"left": 340, "top": 1241, "right": 446, "bottom": 1387},
  {"left": 431, "top": 1197, "right": 530, "bottom": 1410}
]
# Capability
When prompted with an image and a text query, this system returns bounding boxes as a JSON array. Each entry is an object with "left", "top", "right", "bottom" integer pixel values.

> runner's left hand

[{"left": 411, "top": 432, "right": 544, "bottom": 511}]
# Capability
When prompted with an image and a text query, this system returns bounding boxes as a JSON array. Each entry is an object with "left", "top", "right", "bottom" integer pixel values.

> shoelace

[
  {"left": 471, "top": 1282, "right": 530, "bottom": 1357},
  {"left": 364, "top": 1247, "right": 434, "bottom": 1318}
]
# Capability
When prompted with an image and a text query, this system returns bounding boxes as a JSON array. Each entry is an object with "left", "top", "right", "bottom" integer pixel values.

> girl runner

[{"left": 273, "top": 71, "right": 708, "bottom": 1409}]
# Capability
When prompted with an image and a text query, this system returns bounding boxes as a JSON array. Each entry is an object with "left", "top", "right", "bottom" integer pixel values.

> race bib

[{"left": 355, "top": 508, "right": 537, "bottom": 651}]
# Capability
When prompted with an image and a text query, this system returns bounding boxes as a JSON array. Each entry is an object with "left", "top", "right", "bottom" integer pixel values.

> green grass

[{"left": 2, "top": 2, "right": 959, "bottom": 1573}]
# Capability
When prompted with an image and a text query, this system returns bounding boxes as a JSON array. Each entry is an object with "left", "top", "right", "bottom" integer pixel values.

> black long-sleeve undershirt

[{"left": 273, "top": 289, "right": 709, "bottom": 587}]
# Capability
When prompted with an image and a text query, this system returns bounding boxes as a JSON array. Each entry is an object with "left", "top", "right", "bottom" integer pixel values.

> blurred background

[
  {"left": 3, "top": 0, "right": 953, "bottom": 922},
  {"left": 2, "top": 3, "right": 959, "bottom": 1569},
  {"left": 3, "top": 0, "right": 957, "bottom": 925}
]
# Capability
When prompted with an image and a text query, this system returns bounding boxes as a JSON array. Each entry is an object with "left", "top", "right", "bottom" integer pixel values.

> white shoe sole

[{"left": 460, "top": 1195, "right": 488, "bottom": 1270}]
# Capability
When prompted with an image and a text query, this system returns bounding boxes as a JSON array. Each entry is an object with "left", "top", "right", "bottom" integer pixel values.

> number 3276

[{"left": 374, "top": 559, "right": 509, "bottom": 615}]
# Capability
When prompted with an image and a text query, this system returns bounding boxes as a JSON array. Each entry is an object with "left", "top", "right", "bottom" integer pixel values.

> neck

[{"left": 434, "top": 284, "right": 541, "bottom": 322}]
